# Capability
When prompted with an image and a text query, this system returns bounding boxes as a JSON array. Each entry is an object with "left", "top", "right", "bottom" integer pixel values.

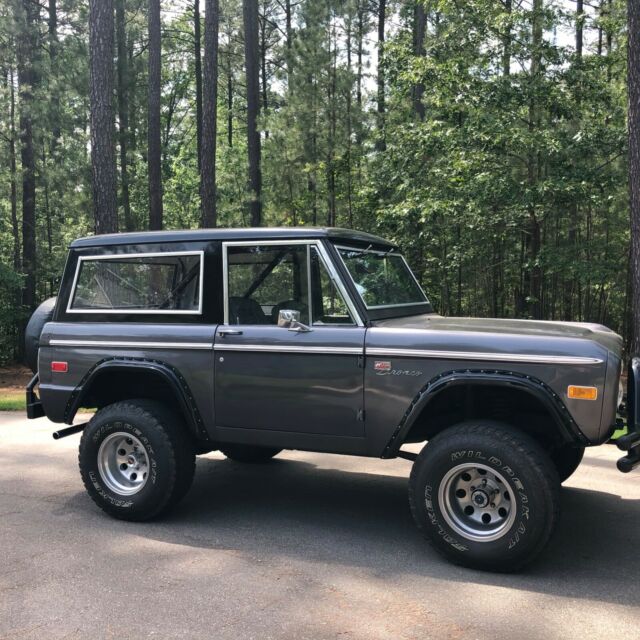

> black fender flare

[
  {"left": 64, "top": 357, "right": 210, "bottom": 442},
  {"left": 382, "top": 368, "right": 587, "bottom": 458}
]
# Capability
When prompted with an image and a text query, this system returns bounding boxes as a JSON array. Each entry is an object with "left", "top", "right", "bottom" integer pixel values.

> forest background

[{"left": 2, "top": 0, "right": 640, "bottom": 363}]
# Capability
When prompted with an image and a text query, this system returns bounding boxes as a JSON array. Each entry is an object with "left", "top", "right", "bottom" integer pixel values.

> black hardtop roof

[{"left": 70, "top": 227, "right": 395, "bottom": 249}]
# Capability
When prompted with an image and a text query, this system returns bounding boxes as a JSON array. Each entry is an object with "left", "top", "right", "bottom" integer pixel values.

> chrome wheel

[
  {"left": 97, "top": 432, "right": 150, "bottom": 496},
  {"left": 438, "top": 463, "right": 516, "bottom": 543}
]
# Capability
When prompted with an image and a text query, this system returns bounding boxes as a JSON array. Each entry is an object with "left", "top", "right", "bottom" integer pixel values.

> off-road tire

[
  {"left": 550, "top": 444, "right": 585, "bottom": 483},
  {"left": 220, "top": 444, "right": 282, "bottom": 463},
  {"left": 409, "top": 421, "right": 560, "bottom": 572},
  {"left": 79, "top": 400, "right": 196, "bottom": 521}
]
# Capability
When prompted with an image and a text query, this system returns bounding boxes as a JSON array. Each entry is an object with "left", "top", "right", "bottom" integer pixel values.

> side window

[
  {"left": 310, "top": 247, "right": 354, "bottom": 325},
  {"left": 70, "top": 253, "right": 202, "bottom": 313},
  {"left": 226, "top": 244, "right": 310, "bottom": 325}
]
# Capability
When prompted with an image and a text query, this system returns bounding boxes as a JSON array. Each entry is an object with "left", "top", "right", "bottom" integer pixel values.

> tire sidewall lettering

[
  {"left": 87, "top": 419, "right": 160, "bottom": 509},
  {"left": 432, "top": 448, "right": 531, "bottom": 550}
]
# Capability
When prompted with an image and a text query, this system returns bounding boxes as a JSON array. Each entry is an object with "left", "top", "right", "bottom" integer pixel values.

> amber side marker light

[{"left": 567, "top": 385, "right": 598, "bottom": 401}]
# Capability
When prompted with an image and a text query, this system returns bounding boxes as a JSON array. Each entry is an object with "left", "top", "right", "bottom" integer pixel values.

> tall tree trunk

[
  {"left": 526, "top": 0, "right": 543, "bottom": 319},
  {"left": 41, "top": 143, "right": 53, "bottom": 258},
  {"left": 412, "top": 1, "right": 426, "bottom": 120},
  {"left": 285, "top": 0, "right": 292, "bottom": 83},
  {"left": 48, "top": 0, "right": 61, "bottom": 147},
  {"left": 116, "top": 0, "right": 133, "bottom": 231},
  {"left": 326, "top": 20, "right": 337, "bottom": 226},
  {"left": 629, "top": 0, "right": 640, "bottom": 353},
  {"left": 345, "top": 9, "right": 353, "bottom": 227},
  {"left": 15, "top": 0, "right": 39, "bottom": 311},
  {"left": 576, "top": 0, "right": 584, "bottom": 59},
  {"left": 376, "top": 0, "right": 386, "bottom": 151},
  {"left": 356, "top": 1, "right": 363, "bottom": 109},
  {"left": 597, "top": 0, "right": 604, "bottom": 56},
  {"left": 148, "top": 0, "right": 163, "bottom": 230},
  {"left": 244, "top": 0, "right": 262, "bottom": 226},
  {"left": 194, "top": 0, "right": 203, "bottom": 172},
  {"left": 227, "top": 46, "right": 233, "bottom": 147},
  {"left": 201, "top": 0, "right": 219, "bottom": 227},
  {"left": 503, "top": 0, "right": 512, "bottom": 75},
  {"left": 8, "top": 67, "right": 20, "bottom": 272},
  {"left": 89, "top": 0, "right": 118, "bottom": 234},
  {"left": 260, "top": 2, "right": 269, "bottom": 137}
]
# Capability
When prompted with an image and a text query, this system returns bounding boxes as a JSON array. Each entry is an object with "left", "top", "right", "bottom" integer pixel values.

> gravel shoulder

[{"left": 1, "top": 412, "right": 639, "bottom": 640}]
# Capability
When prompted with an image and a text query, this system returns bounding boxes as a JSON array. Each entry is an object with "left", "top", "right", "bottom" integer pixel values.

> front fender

[{"left": 381, "top": 369, "right": 587, "bottom": 458}]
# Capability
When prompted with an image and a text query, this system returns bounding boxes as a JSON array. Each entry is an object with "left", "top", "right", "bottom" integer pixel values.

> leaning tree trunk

[
  {"left": 243, "top": 0, "right": 262, "bottom": 226},
  {"left": 201, "top": 0, "right": 219, "bottom": 227},
  {"left": 629, "top": 0, "right": 640, "bottom": 354},
  {"left": 89, "top": 0, "right": 118, "bottom": 234},
  {"left": 148, "top": 0, "right": 163, "bottom": 230}
]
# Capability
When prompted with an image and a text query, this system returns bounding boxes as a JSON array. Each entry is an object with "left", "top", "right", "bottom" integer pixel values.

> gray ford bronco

[{"left": 24, "top": 227, "right": 639, "bottom": 571}]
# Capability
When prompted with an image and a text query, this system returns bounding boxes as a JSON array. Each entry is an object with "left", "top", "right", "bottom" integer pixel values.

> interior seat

[{"left": 228, "top": 296, "right": 269, "bottom": 324}]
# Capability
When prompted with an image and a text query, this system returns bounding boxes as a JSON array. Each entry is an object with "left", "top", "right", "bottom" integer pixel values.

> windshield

[{"left": 337, "top": 247, "right": 429, "bottom": 309}]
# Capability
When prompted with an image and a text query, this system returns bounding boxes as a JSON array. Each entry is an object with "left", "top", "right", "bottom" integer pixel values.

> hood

[{"left": 372, "top": 314, "right": 623, "bottom": 356}]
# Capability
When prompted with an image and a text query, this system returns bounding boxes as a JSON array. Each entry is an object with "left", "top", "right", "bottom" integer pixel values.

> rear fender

[{"left": 65, "top": 358, "right": 210, "bottom": 443}]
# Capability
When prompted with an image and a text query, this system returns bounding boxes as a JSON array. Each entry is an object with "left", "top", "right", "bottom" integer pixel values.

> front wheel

[
  {"left": 79, "top": 400, "right": 196, "bottom": 521},
  {"left": 409, "top": 421, "right": 560, "bottom": 572}
]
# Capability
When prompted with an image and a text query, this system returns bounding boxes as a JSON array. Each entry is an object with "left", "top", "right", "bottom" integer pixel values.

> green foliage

[{"left": 0, "top": 0, "right": 633, "bottom": 363}]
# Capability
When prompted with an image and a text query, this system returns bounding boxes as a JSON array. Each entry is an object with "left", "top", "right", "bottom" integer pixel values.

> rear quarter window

[{"left": 69, "top": 252, "right": 203, "bottom": 314}]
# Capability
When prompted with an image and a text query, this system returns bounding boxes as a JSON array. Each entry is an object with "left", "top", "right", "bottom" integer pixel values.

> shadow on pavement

[{"left": 58, "top": 454, "right": 640, "bottom": 606}]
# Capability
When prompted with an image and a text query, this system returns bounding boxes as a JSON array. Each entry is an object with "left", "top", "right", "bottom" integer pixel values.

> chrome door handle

[{"left": 218, "top": 329, "right": 243, "bottom": 337}]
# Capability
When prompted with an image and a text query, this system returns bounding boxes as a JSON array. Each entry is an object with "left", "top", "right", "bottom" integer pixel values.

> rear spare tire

[{"left": 24, "top": 297, "right": 57, "bottom": 373}]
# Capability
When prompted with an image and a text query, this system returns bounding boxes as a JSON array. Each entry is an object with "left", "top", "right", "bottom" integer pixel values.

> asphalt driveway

[{"left": 1, "top": 411, "right": 639, "bottom": 639}]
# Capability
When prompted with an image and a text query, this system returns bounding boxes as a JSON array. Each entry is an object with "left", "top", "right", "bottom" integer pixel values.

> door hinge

[
  {"left": 357, "top": 355, "right": 364, "bottom": 368},
  {"left": 357, "top": 408, "right": 365, "bottom": 421}
]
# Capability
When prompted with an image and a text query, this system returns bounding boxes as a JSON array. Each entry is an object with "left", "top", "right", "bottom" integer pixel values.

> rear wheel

[
  {"left": 409, "top": 421, "right": 560, "bottom": 572},
  {"left": 79, "top": 400, "right": 195, "bottom": 521},
  {"left": 549, "top": 444, "right": 585, "bottom": 483},
  {"left": 220, "top": 444, "right": 282, "bottom": 463}
]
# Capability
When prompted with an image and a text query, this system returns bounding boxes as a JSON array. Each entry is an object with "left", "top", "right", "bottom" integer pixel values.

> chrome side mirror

[
  {"left": 278, "top": 309, "right": 300, "bottom": 327},
  {"left": 278, "top": 309, "right": 312, "bottom": 332}
]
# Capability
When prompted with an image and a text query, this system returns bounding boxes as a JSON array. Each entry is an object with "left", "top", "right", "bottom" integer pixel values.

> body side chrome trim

[
  {"left": 214, "top": 343, "right": 363, "bottom": 355},
  {"left": 365, "top": 347, "right": 603, "bottom": 365},
  {"left": 48, "top": 339, "right": 213, "bottom": 350}
]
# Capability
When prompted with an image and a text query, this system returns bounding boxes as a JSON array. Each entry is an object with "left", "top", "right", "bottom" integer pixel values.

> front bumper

[{"left": 617, "top": 357, "right": 640, "bottom": 473}]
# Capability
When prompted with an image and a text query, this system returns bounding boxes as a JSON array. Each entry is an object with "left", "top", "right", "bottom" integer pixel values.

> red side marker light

[{"left": 51, "top": 361, "right": 68, "bottom": 373}]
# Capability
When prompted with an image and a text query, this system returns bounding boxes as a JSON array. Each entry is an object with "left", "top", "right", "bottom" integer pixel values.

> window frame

[
  {"left": 334, "top": 244, "right": 430, "bottom": 310},
  {"left": 222, "top": 240, "right": 363, "bottom": 327},
  {"left": 66, "top": 250, "right": 205, "bottom": 315}
]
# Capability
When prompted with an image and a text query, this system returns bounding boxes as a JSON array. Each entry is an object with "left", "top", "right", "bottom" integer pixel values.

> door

[{"left": 214, "top": 240, "right": 366, "bottom": 437}]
